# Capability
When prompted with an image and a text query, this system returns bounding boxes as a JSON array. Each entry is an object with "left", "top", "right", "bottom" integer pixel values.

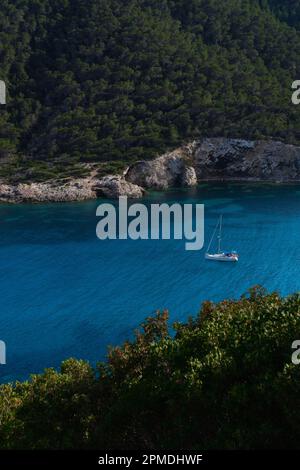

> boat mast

[
  {"left": 206, "top": 217, "right": 220, "bottom": 254},
  {"left": 217, "top": 215, "right": 222, "bottom": 253}
]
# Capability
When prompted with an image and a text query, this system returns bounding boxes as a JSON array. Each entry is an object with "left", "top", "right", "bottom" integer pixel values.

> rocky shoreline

[{"left": 1, "top": 138, "right": 300, "bottom": 203}]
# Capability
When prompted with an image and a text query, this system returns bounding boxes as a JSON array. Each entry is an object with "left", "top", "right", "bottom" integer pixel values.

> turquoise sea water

[{"left": 1, "top": 183, "right": 300, "bottom": 382}]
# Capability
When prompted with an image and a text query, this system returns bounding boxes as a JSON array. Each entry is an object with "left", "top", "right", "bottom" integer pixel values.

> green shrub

[{"left": 1, "top": 287, "right": 300, "bottom": 449}]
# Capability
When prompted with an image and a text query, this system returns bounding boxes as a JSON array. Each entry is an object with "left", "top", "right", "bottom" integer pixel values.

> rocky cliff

[
  {"left": 127, "top": 137, "right": 300, "bottom": 184},
  {"left": 1, "top": 138, "right": 300, "bottom": 202},
  {"left": 125, "top": 149, "right": 197, "bottom": 189},
  {"left": 193, "top": 138, "right": 300, "bottom": 181},
  {"left": 0, "top": 175, "right": 144, "bottom": 203}
]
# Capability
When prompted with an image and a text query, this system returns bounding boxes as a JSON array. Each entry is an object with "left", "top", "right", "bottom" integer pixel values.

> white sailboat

[{"left": 205, "top": 215, "right": 239, "bottom": 262}]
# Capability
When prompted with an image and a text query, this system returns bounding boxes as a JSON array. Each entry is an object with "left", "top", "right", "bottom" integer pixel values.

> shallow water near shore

[{"left": 1, "top": 182, "right": 300, "bottom": 382}]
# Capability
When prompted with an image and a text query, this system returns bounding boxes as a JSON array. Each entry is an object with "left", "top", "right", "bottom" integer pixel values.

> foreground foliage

[{"left": 1, "top": 287, "right": 300, "bottom": 449}]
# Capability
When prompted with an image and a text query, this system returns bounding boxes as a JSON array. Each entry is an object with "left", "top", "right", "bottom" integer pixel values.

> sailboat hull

[
  {"left": 205, "top": 215, "right": 239, "bottom": 262},
  {"left": 205, "top": 253, "right": 238, "bottom": 262}
]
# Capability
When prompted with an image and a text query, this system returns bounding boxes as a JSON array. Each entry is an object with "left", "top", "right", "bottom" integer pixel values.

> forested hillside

[
  {"left": 263, "top": 0, "right": 300, "bottom": 28},
  {"left": 1, "top": 0, "right": 300, "bottom": 181}
]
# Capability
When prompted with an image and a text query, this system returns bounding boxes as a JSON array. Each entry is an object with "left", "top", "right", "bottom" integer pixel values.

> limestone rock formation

[
  {"left": 92, "top": 175, "right": 144, "bottom": 198},
  {"left": 125, "top": 150, "right": 197, "bottom": 190},
  {"left": 2, "top": 137, "right": 300, "bottom": 203},
  {"left": 193, "top": 138, "right": 300, "bottom": 181}
]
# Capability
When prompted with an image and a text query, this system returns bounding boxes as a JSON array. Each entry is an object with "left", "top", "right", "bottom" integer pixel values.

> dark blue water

[{"left": 1, "top": 183, "right": 300, "bottom": 382}]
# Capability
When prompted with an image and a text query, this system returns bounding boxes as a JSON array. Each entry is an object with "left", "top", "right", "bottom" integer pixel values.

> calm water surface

[{"left": 1, "top": 183, "right": 300, "bottom": 382}]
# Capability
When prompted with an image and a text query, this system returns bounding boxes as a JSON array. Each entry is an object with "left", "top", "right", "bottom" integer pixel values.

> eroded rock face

[
  {"left": 92, "top": 175, "right": 144, "bottom": 198},
  {"left": 0, "top": 175, "right": 144, "bottom": 203},
  {"left": 181, "top": 166, "right": 197, "bottom": 186},
  {"left": 193, "top": 138, "right": 300, "bottom": 181},
  {"left": 125, "top": 150, "right": 197, "bottom": 190},
  {"left": 0, "top": 179, "right": 96, "bottom": 203},
  {"left": 2, "top": 137, "right": 300, "bottom": 203}
]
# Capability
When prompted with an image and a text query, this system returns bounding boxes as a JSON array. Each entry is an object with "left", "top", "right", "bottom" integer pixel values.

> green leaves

[{"left": 1, "top": 288, "right": 300, "bottom": 448}]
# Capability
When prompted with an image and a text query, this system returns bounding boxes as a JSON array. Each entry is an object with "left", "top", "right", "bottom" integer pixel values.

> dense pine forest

[
  {"left": 265, "top": 0, "right": 300, "bottom": 28},
  {"left": 0, "top": 0, "right": 300, "bottom": 181}
]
